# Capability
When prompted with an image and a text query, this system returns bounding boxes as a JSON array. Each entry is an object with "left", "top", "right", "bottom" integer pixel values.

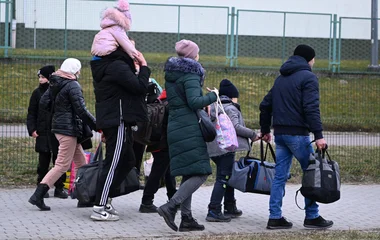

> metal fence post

[
  {"left": 177, "top": 6, "right": 181, "bottom": 41},
  {"left": 64, "top": 0, "right": 68, "bottom": 58},
  {"left": 4, "top": 0, "right": 10, "bottom": 57},
  {"left": 369, "top": 0, "right": 380, "bottom": 70},
  {"left": 338, "top": 17, "right": 342, "bottom": 73},
  {"left": 229, "top": 7, "right": 235, "bottom": 67},
  {"left": 332, "top": 14, "right": 338, "bottom": 73},
  {"left": 282, "top": 13, "right": 287, "bottom": 64},
  {"left": 235, "top": 10, "right": 239, "bottom": 67}
]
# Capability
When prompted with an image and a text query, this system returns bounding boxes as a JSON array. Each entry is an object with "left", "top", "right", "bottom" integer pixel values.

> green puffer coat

[{"left": 164, "top": 57, "right": 217, "bottom": 177}]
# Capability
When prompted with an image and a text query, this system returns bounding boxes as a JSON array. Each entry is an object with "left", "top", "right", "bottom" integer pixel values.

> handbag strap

[
  {"left": 215, "top": 94, "right": 227, "bottom": 119},
  {"left": 94, "top": 141, "right": 103, "bottom": 177},
  {"left": 169, "top": 81, "right": 187, "bottom": 104}
]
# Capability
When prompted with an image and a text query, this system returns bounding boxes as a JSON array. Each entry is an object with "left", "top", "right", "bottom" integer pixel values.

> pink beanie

[
  {"left": 116, "top": 0, "right": 132, "bottom": 21},
  {"left": 175, "top": 40, "right": 199, "bottom": 59}
]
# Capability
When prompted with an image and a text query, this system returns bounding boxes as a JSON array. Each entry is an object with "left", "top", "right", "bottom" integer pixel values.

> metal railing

[{"left": 233, "top": 9, "right": 333, "bottom": 69}]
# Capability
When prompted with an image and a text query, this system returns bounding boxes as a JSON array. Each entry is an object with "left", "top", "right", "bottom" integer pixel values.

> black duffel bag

[{"left": 74, "top": 142, "right": 140, "bottom": 204}]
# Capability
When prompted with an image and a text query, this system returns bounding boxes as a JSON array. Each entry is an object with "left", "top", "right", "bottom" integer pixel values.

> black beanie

[
  {"left": 293, "top": 44, "right": 315, "bottom": 62},
  {"left": 37, "top": 65, "right": 55, "bottom": 79},
  {"left": 219, "top": 79, "right": 239, "bottom": 98}
]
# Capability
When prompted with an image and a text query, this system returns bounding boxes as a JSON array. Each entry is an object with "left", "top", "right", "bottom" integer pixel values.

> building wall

[{"left": 14, "top": 0, "right": 373, "bottom": 39}]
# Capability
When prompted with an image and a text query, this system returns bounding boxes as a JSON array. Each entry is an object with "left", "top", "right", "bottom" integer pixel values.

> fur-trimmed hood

[
  {"left": 100, "top": 8, "right": 131, "bottom": 31},
  {"left": 164, "top": 57, "right": 205, "bottom": 85}
]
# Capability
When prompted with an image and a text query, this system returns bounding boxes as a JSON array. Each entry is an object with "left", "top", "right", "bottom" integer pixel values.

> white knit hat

[{"left": 60, "top": 58, "right": 81, "bottom": 74}]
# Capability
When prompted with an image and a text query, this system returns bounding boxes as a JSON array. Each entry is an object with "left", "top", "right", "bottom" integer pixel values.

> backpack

[
  {"left": 133, "top": 98, "right": 168, "bottom": 145},
  {"left": 296, "top": 149, "right": 340, "bottom": 207}
]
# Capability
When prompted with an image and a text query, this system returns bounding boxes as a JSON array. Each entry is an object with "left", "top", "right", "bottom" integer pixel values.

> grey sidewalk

[{"left": 0, "top": 184, "right": 379, "bottom": 239}]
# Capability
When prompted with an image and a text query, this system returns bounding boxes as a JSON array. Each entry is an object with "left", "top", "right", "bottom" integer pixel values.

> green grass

[
  {"left": 1, "top": 137, "right": 379, "bottom": 187},
  {"left": 1, "top": 60, "right": 379, "bottom": 131}
]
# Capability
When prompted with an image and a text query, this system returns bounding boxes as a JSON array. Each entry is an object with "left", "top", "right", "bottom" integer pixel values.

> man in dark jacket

[
  {"left": 26, "top": 65, "right": 67, "bottom": 199},
  {"left": 260, "top": 45, "right": 333, "bottom": 230},
  {"left": 90, "top": 49, "right": 151, "bottom": 221}
]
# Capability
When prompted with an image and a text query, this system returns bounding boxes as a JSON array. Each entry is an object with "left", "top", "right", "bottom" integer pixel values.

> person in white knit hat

[{"left": 28, "top": 58, "right": 97, "bottom": 211}]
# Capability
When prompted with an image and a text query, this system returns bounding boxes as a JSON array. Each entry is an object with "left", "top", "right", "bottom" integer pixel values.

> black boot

[
  {"left": 54, "top": 188, "right": 68, "bottom": 199},
  {"left": 224, "top": 200, "right": 242, "bottom": 218},
  {"left": 157, "top": 201, "right": 178, "bottom": 231},
  {"left": 43, "top": 192, "right": 49, "bottom": 198},
  {"left": 179, "top": 215, "right": 205, "bottom": 232},
  {"left": 28, "top": 184, "right": 51, "bottom": 211},
  {"left": 206, "top": 204, "right": 231, "bottom": 222}
]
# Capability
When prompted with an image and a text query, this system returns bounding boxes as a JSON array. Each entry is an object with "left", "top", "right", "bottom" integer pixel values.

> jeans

[
  {"left": 169, "top": 174, "right": 208, "bottom": 217},
  {"left": 209, "top": 153, "right": 236, "bottom": 209},
  {"left": 270, "top": 135, "right": 319, "bottom": 220}
]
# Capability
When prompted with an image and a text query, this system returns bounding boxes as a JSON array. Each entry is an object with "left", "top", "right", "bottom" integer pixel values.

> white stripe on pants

[{"left": 99, "top": 122, "right": 125, "bottom": 206}]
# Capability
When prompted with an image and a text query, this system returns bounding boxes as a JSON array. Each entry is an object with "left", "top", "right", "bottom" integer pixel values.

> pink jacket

[{"left": 91, "top": 8, "right": 137, "bottom": 58}]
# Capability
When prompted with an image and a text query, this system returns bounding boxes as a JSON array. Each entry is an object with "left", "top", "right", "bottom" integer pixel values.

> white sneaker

[
  {"left": 90, "top": 206, "right": 119, "bottom": 221},
  {"left": 105, "top": 198, "right": 119, "bottom": 216}
]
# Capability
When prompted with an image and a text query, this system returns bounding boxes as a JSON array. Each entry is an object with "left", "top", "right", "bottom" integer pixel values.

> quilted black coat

[{"left": 39, "top": 75, "right": 96, "bottom": 138}]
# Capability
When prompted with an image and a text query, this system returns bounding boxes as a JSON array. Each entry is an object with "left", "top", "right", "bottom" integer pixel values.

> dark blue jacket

[{"left": 259, "top": 55, "right": 323, "bottom": 140}]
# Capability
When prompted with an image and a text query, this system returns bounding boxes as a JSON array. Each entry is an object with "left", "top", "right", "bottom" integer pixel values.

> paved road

[
  {"left": 0, "top": 184, "right": 379, "bottom": 239},
  {"left": 2, "top": 124, "right": 379, "bottom": 146}
]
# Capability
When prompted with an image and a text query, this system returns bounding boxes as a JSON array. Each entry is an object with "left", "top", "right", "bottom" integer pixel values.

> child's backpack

[{"left": 134, "top": 98, "right": 168, "bottom": 145}]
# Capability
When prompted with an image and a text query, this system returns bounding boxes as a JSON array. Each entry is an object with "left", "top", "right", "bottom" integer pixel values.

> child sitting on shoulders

[{"left": 91, "top": 0, "right": 137, "bottom": 60}]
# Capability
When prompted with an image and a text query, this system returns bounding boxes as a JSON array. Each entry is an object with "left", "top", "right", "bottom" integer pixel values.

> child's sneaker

[{"left": 90, "top": 206, "right": 119, "bottom": 221}]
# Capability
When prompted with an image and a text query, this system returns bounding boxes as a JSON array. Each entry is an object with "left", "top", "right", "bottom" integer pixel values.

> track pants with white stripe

[{"left": 94, "top": 122, "right": 136, "bottom": 206}]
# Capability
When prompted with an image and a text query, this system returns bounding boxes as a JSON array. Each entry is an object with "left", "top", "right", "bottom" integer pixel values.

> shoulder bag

[{"left": 170, "top": 81, "right": 216, "bottom": 142}]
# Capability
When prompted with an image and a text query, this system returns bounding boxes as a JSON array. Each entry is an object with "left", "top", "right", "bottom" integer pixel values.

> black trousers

[
  {"left": 133, "top": 141, "right": 146, "bottom": 174},
  {"left": 141, "top": 150, "right": 177, "bottom": 205},
  {"left": 37, "top": 152, "right": 66, "bottom": 189},
  {"left": 95, "top": 122, "right": 136, "bottom": 206}
]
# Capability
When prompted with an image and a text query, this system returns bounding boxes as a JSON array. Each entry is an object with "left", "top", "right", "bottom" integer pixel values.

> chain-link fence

[
  {"left": 1, "top": 1, "right": 380, "bottom": 73},
  {"left": 0, "top": 59, "right": 380, "bottom": 184}
]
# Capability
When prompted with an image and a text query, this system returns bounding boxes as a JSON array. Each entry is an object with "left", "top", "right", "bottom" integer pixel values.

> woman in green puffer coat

[{"left": 157, "top": 40, "right": 218, "bottom": 232}]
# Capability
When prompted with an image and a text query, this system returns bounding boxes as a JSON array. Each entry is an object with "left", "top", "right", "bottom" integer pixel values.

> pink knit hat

[
  {"left": 116, "top": 0, "right": 132, "bottom": 21},
  {"left": 175, "top": 40, "right": 199, "bottom": 59}
]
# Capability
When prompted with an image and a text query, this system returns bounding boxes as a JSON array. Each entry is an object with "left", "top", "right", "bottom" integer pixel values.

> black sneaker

[
  {"left": 304, "top": 216, "right": 334, "bottom": 229},
  {"left": 139, "top": 203, "right": 158, "bottom": 213},
  {"left": 267, "top": 217, "right": 293, "bottom": 230}
]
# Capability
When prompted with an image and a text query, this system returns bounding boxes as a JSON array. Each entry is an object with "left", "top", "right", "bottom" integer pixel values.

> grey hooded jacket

[{"left": 207, "top": 95, "right": 257, "bottom": 157}]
